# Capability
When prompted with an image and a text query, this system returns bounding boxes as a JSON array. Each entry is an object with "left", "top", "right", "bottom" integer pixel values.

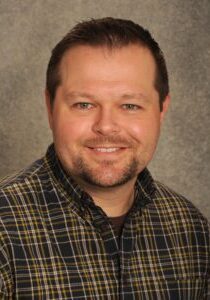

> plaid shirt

[{"left": 0, "top": 144, "right": 209, "bottom": 299}]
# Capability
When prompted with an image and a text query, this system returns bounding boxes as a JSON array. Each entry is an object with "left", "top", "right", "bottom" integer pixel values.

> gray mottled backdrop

[{"left": 0, "top": 0, "right": 209, "bottom": 219}]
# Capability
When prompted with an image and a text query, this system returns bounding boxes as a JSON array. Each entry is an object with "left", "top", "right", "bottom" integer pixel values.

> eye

[
  {"left": 74, "top": 102, "right": 94, "bottom": 110},
  {"left": 122, "top": 104, "right": 141, "bottom": 111}
]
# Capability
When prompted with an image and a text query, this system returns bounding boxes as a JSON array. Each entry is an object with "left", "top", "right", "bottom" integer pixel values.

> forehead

[
  {"left": 58, "top": 44, "right": 157, "bottom": 96},
  {"left": 60, "top": 44, "right": 156, "bottom": 73}
]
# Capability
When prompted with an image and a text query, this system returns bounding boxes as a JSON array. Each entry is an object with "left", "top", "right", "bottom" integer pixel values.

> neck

[{"left": 76, "top": 177, "right": 137, "bottom": 217}]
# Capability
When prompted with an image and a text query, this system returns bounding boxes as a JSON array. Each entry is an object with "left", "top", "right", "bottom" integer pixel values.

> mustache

[{"left": 84, "top": 136, "right": 133, "bottom": 147}]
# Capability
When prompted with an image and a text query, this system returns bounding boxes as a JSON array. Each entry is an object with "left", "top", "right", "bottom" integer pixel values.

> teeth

[{"left": 94, "top": 148, "right": 119, "bottom": 153}]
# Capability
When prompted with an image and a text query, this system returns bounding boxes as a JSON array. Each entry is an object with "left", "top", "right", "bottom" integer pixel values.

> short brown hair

[{"left": 46, "top": 17, "right": 169, "bottom": 110}]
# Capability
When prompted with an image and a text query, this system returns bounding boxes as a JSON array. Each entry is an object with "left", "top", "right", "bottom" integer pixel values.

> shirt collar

[{"left": 45, "top": 143, "right": 155, "bottom": 212}]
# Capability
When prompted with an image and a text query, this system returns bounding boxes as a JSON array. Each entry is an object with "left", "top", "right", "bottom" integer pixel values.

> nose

[{"left": 92, "top": 107, "right": 120, "bottom": 136}]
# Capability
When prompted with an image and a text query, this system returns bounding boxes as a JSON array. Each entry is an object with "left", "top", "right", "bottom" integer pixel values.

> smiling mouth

[
  {"left": 87, "top": 147, "right": 127, "bottom": 154},
  {"left": 92, "top": 147, "right": 121, "bottom": 153}
]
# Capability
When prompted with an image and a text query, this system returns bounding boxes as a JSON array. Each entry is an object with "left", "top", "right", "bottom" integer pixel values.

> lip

[{"left": 86, "top": 146, "right": 127, "bottom": 155}]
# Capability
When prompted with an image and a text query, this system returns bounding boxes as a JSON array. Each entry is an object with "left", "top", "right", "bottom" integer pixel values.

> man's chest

[{"left": 10, "top": 209, "right": 209, "bottom": 299}]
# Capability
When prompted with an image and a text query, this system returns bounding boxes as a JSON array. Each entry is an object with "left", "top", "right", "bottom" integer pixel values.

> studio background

[{"left": 0, "top": 0, "right": 209, "bottom": 219}]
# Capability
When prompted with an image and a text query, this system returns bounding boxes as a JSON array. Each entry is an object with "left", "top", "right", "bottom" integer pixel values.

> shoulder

[
  {"left": 153, "top": 180, "right": 205, "bottom": 214},
  {"left": 152, "top": 180, "right": 210, "bottom": 235},
  {"left": 0, "top": 157, "right": 49, "bottom": 210},
  {"left": 147, "top": 181, "right": 210, "bottom": 281},
  {"left": 0, "top": 157, "right": 46, "bottom": 188},
  {"left": 0, "top": 156, "right": 53, "bottom": 256}
]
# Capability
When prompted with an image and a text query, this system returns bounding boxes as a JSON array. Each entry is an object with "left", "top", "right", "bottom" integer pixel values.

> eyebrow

[
  {"left": 66, "top": 92, "right": 98, "bottom": 100},
  {"left": 120, "top": 93, "right": 149, "bottom": 101},
  {"left": 66, "top": 91, "right": 149, "bottom": 102}
]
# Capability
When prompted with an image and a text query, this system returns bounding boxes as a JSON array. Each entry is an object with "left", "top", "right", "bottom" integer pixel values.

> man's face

[{"left": 46, "top": 44, "right": 169, "bottom": 188}]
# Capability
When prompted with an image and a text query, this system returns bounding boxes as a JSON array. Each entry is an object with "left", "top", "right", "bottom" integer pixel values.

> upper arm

[{"left": 0, "top": 221, "right": 14, "bottom": 298}]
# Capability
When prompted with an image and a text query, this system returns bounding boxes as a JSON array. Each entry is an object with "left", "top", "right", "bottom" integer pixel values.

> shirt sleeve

[
  {"left": 206, "top": 276, "right": 210, "bottom": 299},
  {"left": 206, "top": 222, "right": 210, "bottom": 299},
  {"left": 0, "top": 228, "right": 13, "bottom": 298}
]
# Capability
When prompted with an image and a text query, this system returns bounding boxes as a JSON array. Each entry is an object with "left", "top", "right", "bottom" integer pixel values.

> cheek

[
  {"left": 54, "top": 117, "right": 91, "bottom": 143},
  {"left": 125, "top": 118, "right": 161, "bottom": 144},
  {"left": 126, "top": 124, "right": 144, "bottom": 142}
]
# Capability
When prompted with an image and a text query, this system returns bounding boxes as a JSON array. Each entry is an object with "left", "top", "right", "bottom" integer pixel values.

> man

[{"left": 0, "top": 17, "right": 209, "bottom": 299}]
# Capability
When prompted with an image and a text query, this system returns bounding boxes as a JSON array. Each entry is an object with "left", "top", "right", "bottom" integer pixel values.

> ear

[
  {"left": 160, "top": 95, "right": 170, "bottom": 124},
  {"left": 45, "top": 89, "right": 53, "bottom": 130}
]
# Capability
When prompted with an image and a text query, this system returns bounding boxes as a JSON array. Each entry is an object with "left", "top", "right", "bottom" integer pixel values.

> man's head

[
  {"left": 46, "top": 17, "right": 169, "bottom": 111},
  {"left": 45, "top": 18, "right": 170, "bottom": 189}
]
